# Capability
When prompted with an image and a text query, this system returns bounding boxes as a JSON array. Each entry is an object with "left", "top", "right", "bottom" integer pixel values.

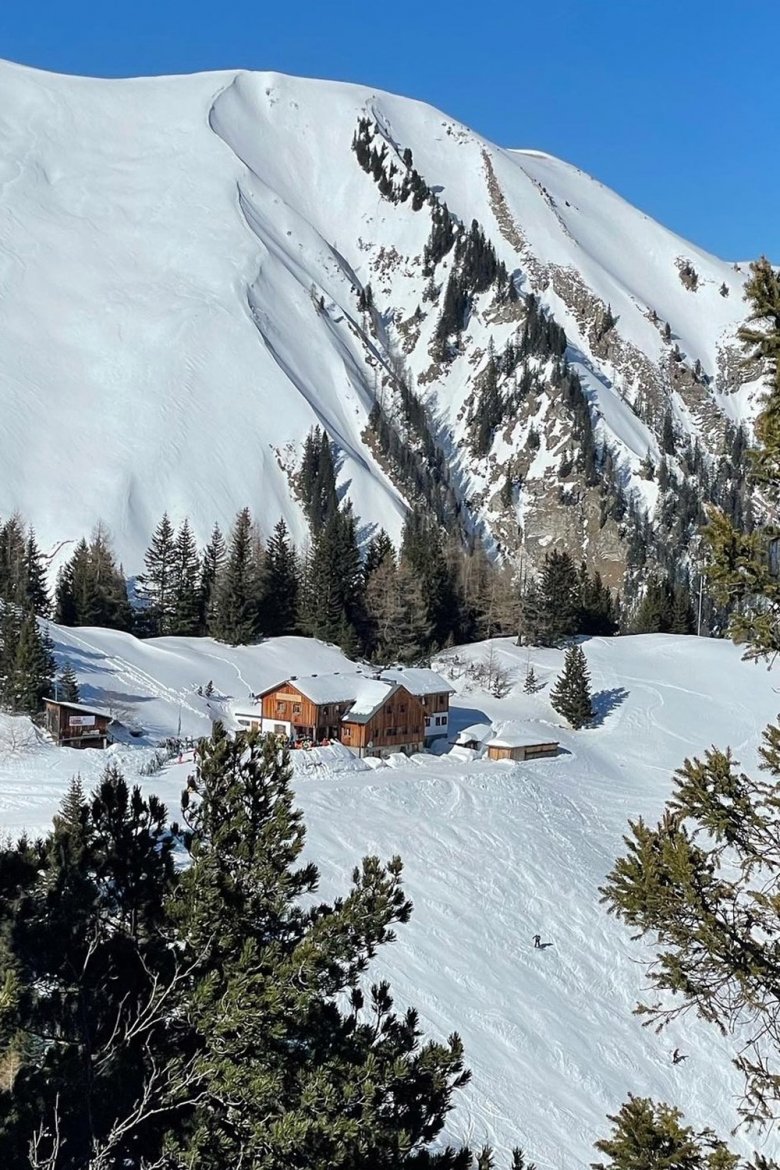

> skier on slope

[{"left": 533, "top": 934, "right": 541, "bottom": 948}]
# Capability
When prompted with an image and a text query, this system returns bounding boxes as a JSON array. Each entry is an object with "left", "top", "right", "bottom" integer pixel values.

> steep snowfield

[
  {"left": 0, "top": 60, "right": 760, "bottom": 572},
  {"left": 0, "top": 625, "right": 777, "bottom": 1164}
]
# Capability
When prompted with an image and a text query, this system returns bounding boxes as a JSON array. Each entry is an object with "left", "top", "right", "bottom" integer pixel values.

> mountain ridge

[{"left": 0, "top": 59, "right": 761, "bottom": 586}]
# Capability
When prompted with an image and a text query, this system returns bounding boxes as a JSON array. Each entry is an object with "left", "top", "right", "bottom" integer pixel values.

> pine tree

[
  {"left": 593, "top": 1096, "right": 737, "bottom": 1170},
  {"left": 550, "top": 645, "right": 593, "bottom": 729},
  {"left": 171, "top": 519, "right": 201, "bottom": 637},
  {"left": 0, "top": 516, "right": 27, "bottom": 604},
  {"left": 22, "top": 529, "right": 49, "bottom": 616},
  {"left": 55, "top": 528, "right": 132, "bottom": 631},
  {"left": 258, "top": 518, "right": 298, "bottom": 637},
  {"left": 523, "top": 664, "right": 541, "bottom": 694},
  {"left": 1, "top": 612, "right": 54, "bottom": 714},
  {"left": 0, "top": 767, "right": 178, "bottom": 1168},
  {"left": 172, "top": 726, "right": 473, "bottom": 1167},
  {"left": 198, "top": 522, "right": 227, "bottom": 635},
  {"left": 57, "top": 662, "right": 80, "bottom": 704},
  {"left": 137, "top": 513, "right": 177, "bottom": 636},
  {"left": 212, "top": 508, "right": 260, "bottom": 645}
]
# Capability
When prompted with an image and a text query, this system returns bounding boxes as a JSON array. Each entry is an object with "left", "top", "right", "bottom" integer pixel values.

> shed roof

[
  {"left": 487, "top": 720, "right": 559, "bottom": 749},
  {"left": 378, "top": 667, "right": 455, "bottom": 696},
  {"left": 44, "top": 698, "right": 113, "bottom": 720},
  {"left": 456, "top": 720, "right": 559, "bottom": 749}
]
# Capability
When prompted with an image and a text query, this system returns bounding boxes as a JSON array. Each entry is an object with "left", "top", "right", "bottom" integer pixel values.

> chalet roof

[
  {"left": 378, "top": 667, "right": 455, "bottom": 696},
  {"left": 456, "top": 720, "right": 558, "bottom": 749},
  {"left": 341, "top": 679, "right": 398, "bottom": 724},
  {"left": 44, "top": 698, "right": 113, "bottom": 721},
  {"left": 260, "top": 673, "right": 363, "bottom": 705}
]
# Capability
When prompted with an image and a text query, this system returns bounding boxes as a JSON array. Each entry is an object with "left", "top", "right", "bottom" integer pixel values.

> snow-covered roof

[
  {"left": 378, "top": 667, "right": 455, "bottom": 696},
  {"left": 341, "top": 679, "right": 397, "bottom": 724},
  {"left": 456, "top": 721, "right": 558, "bottom": 749},
  {"left": 455, "top": 723, "right": 494, "bottom": 745},
  {"left": 261, "top": 673, "right": 362, "bottom": 705},
  {"left": 44, "top": 698, "right": 113, "bottom": 720},
  {"left": 488, "top": 721, "right": 559, "bottom": 749}
]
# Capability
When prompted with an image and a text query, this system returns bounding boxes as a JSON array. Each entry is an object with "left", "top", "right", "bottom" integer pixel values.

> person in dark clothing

[{"left": 533, "top": 934, "right": 541, "bottom": 948}]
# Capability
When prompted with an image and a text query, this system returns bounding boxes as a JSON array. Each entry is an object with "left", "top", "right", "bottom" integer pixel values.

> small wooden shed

[
  {"left": 456, "top": 720, "right": 559, "bottom": 762},
  {"left": 43, "top": 699, "right": 113, "bottom": 749}
]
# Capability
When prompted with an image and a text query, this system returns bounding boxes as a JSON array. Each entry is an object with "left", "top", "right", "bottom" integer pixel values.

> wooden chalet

[
  {"left": 339, "top": 679, "right": 425, "bottom": 758},
  {"left": 43, "top": 698, "right": 113, "bottom": 749},
  {"left": 250, "top": 669, "right": 447, "bottom": 758},
  {"left": 378, "top": 668, "right": 455, "bottom": 746},
  {"left": 255, "top": 674, "right": 364, "bottom": 745}
]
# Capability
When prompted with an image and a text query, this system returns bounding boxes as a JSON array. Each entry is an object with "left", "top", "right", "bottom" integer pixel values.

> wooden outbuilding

[
  {"left": 455, "top": 720, "right": 559, "bottom": 762},
  {"left": 43, "top": 698, "right": 113, "bottom": 749}
]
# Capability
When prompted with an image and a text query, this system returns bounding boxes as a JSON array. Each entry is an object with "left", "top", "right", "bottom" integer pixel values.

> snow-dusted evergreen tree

[
  {"left": 523, "top": 664, "right": 541, "bottom": 694},
  {"left": 0, "top": 612, "right": 54, "bottom": 714},
  {"left": 550, "top": 645, "right": 593, "bottom": 729},
  {"left": 198, "top": 522, "right": 227, "bottom": 635},
  {"left": 213, "top": 508, "right": 260, "bottom": 645},
  {"left": 53, "top": 528, "right": 131, "bottom": 631},
  {"left": 171, "top": 519, "right": 201, "bottom": 637},
  {"left": 137, "top": 513, "right": 177, "bottom": 636},
  {"left": 23, "top": 529, "right": 49, "bottom": 616},
  {"left": 57, "top": 661, "right": 80, "bottom": 704},
  {"left": 259, "top": 519, "right": 298, "bottom": 637}
]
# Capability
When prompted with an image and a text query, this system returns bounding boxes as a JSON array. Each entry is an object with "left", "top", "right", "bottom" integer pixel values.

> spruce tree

[
  {"left": 171, "top": 519, "right": 201, "bottom": 637},
  {"left": 198, "top": 522, "right": 227, "bottom": 635},
  {"left": 258, "top": 518, "right": 298, "bottom": 637},
  {"left": 0, "top": 612, "right": 54, "bottom": 715},
  {"left": 549, "top": 645, "right": 593, "bottom": 729},
  {"left": 137, "top": 513, "right": 177, "bottom": 636},
  {"left": 0, "top": 516, "right": 27, "bottom": 605},
  {"left": 212, "top": 508, "right": 261, "bottom": 645},
  {"left": 57, "top": 661, "right": 80, "bottom": 704},
  {"left": 23, "top": 529, "right": 49, "bottom": 616},
  {"left": 523, "top": 664, "right": 541, "bottom": 694}
]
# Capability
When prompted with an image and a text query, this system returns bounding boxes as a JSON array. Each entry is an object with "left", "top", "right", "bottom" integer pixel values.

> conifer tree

[
  {"left": 137, "top": 513, "right": 177, "bottom": 636},
  {"left": 57, "top": 661, "right": 80, "bottom": 704},
  {"left": 258, "top": 518, "right": 298, "bottom": 637},
  {"left": 198, "top": 522, "right": 227, "bottom": 635},
  {"left": 173, "top": 726, "right": 473, "bottom": 1168},
  {"left": 593, "top": 1096, "right": 737, "bottom": 1170},
  {"left": 0, "top": 612, "right": 55, "bottom": 715},
  {"left": 523, "top": 664, "right": 541, "bottom": 694},
  {"left": 550, "top": 645, "right": 593, "bottom": 729},
  {"left": 171, "top": 519, "right": 201, "bottom": 637},
  {"left": 23, "top": 529, "right": 49, "bottom": 616},
  {"left": 212, "top": 508, "right": 261, "bottom": 645},
  {"left": 0, "top": 516, "right": 27, "bottom": 605},
  {"left": 55, "top": 529, "right": 132, "bottom": 632}
]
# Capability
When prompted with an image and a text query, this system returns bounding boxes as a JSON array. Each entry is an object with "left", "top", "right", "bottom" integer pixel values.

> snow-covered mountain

[
  {"left": 0, "top": 60, "right": 762, "bottom": 579},
  {"left": 0, "top": 627, "right": 776, "bottom": 1164}
]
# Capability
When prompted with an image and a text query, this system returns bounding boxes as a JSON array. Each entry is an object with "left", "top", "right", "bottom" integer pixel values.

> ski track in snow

[{"left": 0, "top": 626, "right": 777, "bottom": 1164}]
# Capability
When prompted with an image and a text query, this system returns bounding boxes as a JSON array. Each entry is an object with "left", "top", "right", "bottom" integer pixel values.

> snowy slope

[
  {"left": 0, "top": 60, "right": 762, "bottom": 574},
  {"left": 0, "top": 625, "right": 778, "bottom": 1164}
]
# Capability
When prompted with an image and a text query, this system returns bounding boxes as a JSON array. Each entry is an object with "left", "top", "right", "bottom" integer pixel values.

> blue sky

[{"left": 1, "top": 0, "right": 775, "bottom": 260}]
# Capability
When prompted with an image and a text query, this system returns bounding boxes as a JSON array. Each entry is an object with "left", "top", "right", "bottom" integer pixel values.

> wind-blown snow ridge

[{"left": 0, "top": 60, "right": 761, "bottom": 572}]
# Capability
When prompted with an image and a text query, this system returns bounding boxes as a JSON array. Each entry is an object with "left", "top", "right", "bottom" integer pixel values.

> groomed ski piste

[{"left": 0, "top": 624, "right": 777, "bottom": 1165}]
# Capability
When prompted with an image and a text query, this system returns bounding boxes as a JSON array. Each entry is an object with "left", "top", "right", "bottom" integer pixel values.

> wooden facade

[
  {"left": 259, "top": 682, "right": 355, "bottom": 744},
  {"left": 486, "top": 740, "right": 559, "bottom": 762},
  {"left": 341, "top": 685, "right": 425, "bottom": 757},
  {"left": 43, "top": 699, "right": 113, "bottom": 749}
]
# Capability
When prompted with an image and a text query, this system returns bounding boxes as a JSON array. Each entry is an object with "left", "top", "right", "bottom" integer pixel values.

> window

[
  {"left": 342, "top": 726, "right": 351, "bottom": 738},
  {"left": 273, "top": 723, "right": 286, "bottom": 735},
  {"left": 399, "top": 704, "right": 405, "bottom": 713},
  {"left": 386, "top": 727, "right": 396, "bottom": 737},
  {"left": 293, "top": 704, "right": 301, "bottom": 715},
  {"left": 276, "top": 701, "right": 287, "bottom": 714}
]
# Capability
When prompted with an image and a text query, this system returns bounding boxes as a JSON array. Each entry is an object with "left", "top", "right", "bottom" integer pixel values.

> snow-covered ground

[{"left": 0, "top": 625, "right": 777, "bottom": 1163}]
